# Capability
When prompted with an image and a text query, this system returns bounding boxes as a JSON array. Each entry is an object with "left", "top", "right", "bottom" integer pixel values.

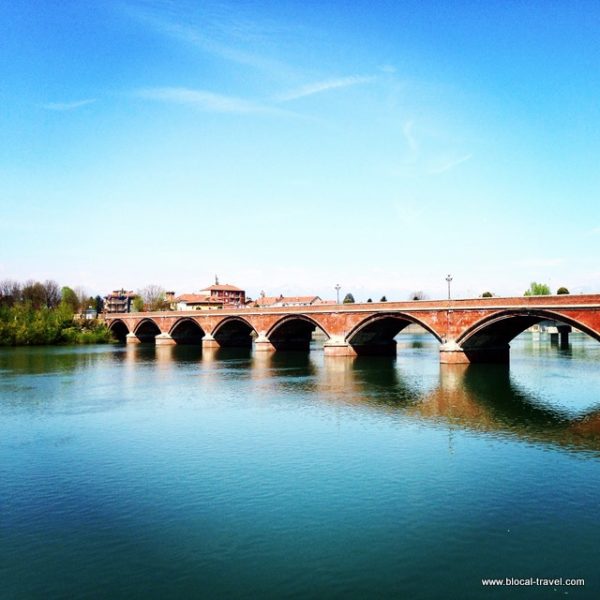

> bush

[
  {"left": 0, "top": 305, "right": 113, "bottom": 346},
  {"left": 524, "top": 282, "right": 550, "bottom": 296},
  {"left": 556, "top": 287, "right": 570, "bottom": 295}
]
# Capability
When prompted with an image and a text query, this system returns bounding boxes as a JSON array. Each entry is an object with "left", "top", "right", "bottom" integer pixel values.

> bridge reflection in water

[{"left": 133, "top": 339, "right": 600, "bottom": 455}]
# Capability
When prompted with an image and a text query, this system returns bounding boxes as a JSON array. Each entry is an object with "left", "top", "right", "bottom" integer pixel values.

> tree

[
  {"left": 140, "top": 284, "right": 169, "bottom": 311},
  {"left": 42, "top": 280, "right": 61, "bottom": 308},
  {"left": 481, "top": 291, "right": 493, "bottom": 298},
  {"left": 94, "top": 295, "right": 105, "bottom": 313},
  {"left": 410, "top": 291, "right": 426, "bottom": 301},
  {"left": 74, "top": 287, "right": 89, "bottom": 312},
  {"left": 380, "top": 295, "right": 387, "bottom": 302},
  {"left": 132, "top": 295, "right": 145, "bottom": 312},
  {"left": 22, "top": 280, "right": 47, "bottom": 309},
  {"left": 0, "top": 280, "right": 21, "bottom": 307},
  {"left": 343, "top": 293, "right": 355, "bottom": 304},
  {"left": 524, "top": 282, "right": 550, "bottom": 296},
  {"left": 61, "top": 286, "right": 80, "bottom": 312},
  {"left": 367, "top": 298, "right": 372, "bottom": 303},
  {"left": 557, "top": 287, "right": 570, "bottom": 295}
]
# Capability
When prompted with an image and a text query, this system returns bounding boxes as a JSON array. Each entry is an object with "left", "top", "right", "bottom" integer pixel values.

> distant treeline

[{"left": 0, "top": 279, "right": 113, "bottom": 346}]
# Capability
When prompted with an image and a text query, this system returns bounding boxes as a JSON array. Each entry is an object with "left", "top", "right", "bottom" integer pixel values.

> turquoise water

[{"left": 1, "top": 334, "right": 599, "bottom": 599}]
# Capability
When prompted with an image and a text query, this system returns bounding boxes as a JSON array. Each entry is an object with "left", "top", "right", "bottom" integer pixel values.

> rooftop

[
  {"left": 175, "top": 294, "right": 223, "bottom": 304},
  {"left": 202, "top": 284, "right": 244, "bottom": 292}
]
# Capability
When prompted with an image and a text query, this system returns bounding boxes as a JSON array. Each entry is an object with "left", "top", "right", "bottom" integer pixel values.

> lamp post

[
  {"left": 446, "top": 274, "right": 453, "bottom": 300},
  {"left": 335, "top": 283, "right": 341, "bottom": 304}
]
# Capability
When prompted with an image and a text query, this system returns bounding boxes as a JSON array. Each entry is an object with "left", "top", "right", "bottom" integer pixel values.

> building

[
  {"left": 254, "top": 294, "right": 322, "bottom": 308},
  {"left": 172, "top": 294, "right": 224, "bottom": 311},
  {"left": 104, "top": 289, "right": 136, "bottom": 313},
  {"left": 199, "top": 278, "right": 245, "bottom": 307}
]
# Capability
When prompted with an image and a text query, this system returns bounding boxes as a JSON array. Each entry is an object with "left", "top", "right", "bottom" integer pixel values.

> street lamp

[
  {"left": 446, "top": 274, "right": 453, "bottom": 300},
  {"left": 334, "top": 283, "right": 341, "bottom": 304}
]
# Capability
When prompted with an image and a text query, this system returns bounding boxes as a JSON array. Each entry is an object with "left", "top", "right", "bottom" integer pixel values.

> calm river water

[{"left": 1, "top": 333, "right": 599, "bottom": 599}]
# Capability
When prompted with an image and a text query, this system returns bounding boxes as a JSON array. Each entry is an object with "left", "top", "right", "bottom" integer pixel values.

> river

[{"left": 1, "top": 333, "right": 599, "bottom": 599}]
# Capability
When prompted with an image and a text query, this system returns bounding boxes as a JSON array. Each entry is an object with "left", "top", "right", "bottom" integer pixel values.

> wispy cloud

[
  {"left": 276, "top": 75, "right": 374, "bottom": 102},
  {"left": 121, "top": 3, "right": 293, "bottom": 79},
  {"left": 428, "top": 153, "right": 473, "bottom": 174},
  {"left": 514, "top": 258, "right": 566, "bottom": 268},
  {"left": 136, "top": 86, "right": 294, "bottom": 116},
  {"left": 587, "top": 226, "right": 600, "bottom": 236},
  {"left": 42, "top": 99, "right": 96, "bottom": 111}
]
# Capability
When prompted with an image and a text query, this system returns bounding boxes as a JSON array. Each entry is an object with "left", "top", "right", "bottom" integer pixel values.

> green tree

[
  {"left": 132, "top": 295, "right": 145, "bottom": 312},
  {"left": 380, "top": 295, "right": 387, "bottom": 302},
  {"left": 367, "top": 298, "right": 372, "bottom": 303},
  {"left": 524, "top": 282, "right": 551, "bottom": 296},
  {"left": 94, "top": 295, "right": 105, "bottom": 313},
  {"left": 481, "top": 291, "right": 493, "bottom": 298},
  {"left": 61, "top": 286, "right": 80, "bottom": 312},
  {"left": 343, "top": 293, "right": 355, "bottom": 304},
  {"left": 0, "top": 279, "right": 112, "bottom": 347},
  {"left": 556, "top": 286, "right": 570, "bottom": 295}
]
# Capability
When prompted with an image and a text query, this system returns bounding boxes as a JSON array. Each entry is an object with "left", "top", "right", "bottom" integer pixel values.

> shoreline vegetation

[
  {"left": 0, "top": 304, "right": 113, "bottom": 346},
  {"left": 0, "top": 279, "right": 113, "bottom": 347}
]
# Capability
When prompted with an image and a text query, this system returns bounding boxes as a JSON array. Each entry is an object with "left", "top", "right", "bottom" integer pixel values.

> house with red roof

[
  {"left": 172, "top": 294, "right": 224, "bottom": 311},
  {"left": 199, "top": 277, "right": 246, "bottom": 307},
  {"left": 254, "top": 294, "right": 322, "bottom": 308}
]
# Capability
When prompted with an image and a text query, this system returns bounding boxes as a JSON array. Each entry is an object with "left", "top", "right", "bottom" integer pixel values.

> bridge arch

[
  {"left": 266, "top": 315, "right": 330, "bottom": 351},
  {"left": 133, "top": 318, "right": 162, "bottom": 343},
  {"left": 212, "top": 316, "right": 256, "bottom": 348},
  {"left": 107, "top": 318, "right": 129, "bottom": 343},
  {"left": 169, "top": 317, "right": 205, "bottom": 345},
  {"left": 346, "top": 312, "right": 443, "bottom": 356},
  {"left": 456, "top": 309, "right": 600, "bottom": 362}
]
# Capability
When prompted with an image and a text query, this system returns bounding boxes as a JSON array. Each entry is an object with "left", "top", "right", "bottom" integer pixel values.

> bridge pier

[
  {"left": 440, "top": 342, "right": 509, "bottom": 364},
  {"left": 324, "top": 342, "right": 398, "bottom": 356},
  {"left": 155, "top": 333, "right": 176, "bottom": 346},
  {"left": 126, "top": 333, "right": 141, "bottom": 344},
  {"left": 323, "top": 337, "right": 358, "bottom": 357},
  {"left": 439, "top": 342, "right": 469, "bottom": 364},
  {"left": 202, "top": 334, "right": 220, "bottom": 349},
  {"left": 558, "top": 325, "right": 571, "bottom": 349},
  {"left": 254, "top": 335, "right": 276, "bottom": 352},
  {"left": 351, "top": 341, "right": 397, "bottom": 357}
]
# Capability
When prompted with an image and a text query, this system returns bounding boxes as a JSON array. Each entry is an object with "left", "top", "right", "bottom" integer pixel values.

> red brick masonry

[{"left": 105, "top": 295, "right": 600, "bottom": 363}]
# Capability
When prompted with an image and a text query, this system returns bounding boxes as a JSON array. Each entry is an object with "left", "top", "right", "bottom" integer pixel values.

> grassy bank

[{"left": 0, "top": 304, "right": 113, "bottom": 346}]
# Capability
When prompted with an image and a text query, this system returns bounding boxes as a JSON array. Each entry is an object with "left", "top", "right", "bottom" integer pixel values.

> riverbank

[{"left": 0, "top": 304, "right": 113, "bottom": 346}]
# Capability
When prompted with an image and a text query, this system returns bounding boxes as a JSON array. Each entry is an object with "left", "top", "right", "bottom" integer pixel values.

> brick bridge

[{"left": 104, "top": 294, "right": 600, "bottom": 363}]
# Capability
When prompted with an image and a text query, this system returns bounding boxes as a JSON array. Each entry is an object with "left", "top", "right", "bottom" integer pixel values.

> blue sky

[{"left": 1, "top": 0, "right": 599, "bottom": 301}]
